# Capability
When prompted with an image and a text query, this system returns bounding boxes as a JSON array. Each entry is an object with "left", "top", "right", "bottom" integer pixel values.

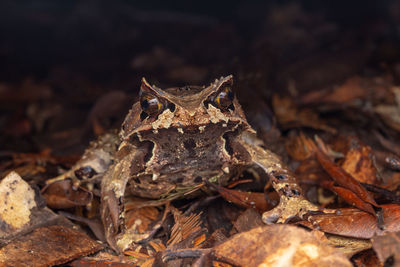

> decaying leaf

[
  {"left": 285, "top": 131, "right": 317, "bottom": 161},
  {"left": 316, "top": 149, "right": 380, "bottom": 217},
  {"left": 299, "top": 204, "right": 400, "bottom": 239},
  {"left": 0, "top": 171, "right": 37, "bottom": 230},
  {"left": 124, "top": 206, "right": 160, "bottom": 233},
  {"left": 0, "top": 225, "right": 102, "bottom": 266},
  {"left": 372, "top": 232, "right": 400, "bottom": 267},
  {"left": 324, "top": 234, "right": 372, "bottom": 258},
  {"left": 0, "top": 171, "right": 71, "bottom": 245},
  {"left": 352, "top": 249, "right": 383, "bottom": 267},
  {"left": 300, "top": 76, "right": 366, "bottom": 105},
  {"left": 232, "top": 208, "right": 264, "bottom": 233},
  {"left": 272, "top": 94, "right": 337, "bottom": 133},
  {"left": 213, "top": 224, "right": 352, "bottom": 267},
  {"left": 209, "top": 182, "right": 273, "bottom": 212},
  {"left": 341, "top": 143, "right": 378, "bottom": 185},
  {"left": 41, "top": 179, "right": 93, "bottom": 209}
]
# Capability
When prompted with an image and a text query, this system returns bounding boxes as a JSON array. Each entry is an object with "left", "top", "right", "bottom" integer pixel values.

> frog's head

[{"left": 120, "top": 75, "right": 252, "bottom": 142}]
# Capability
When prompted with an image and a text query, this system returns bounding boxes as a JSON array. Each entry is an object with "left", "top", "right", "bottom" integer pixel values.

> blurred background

[{"left": 0, "top": 0, "right": 399, "bottom": 155}]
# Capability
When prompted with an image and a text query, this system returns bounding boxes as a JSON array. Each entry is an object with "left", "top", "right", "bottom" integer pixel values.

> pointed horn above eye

[
  {"left": 218, "top": 75, "right": 233, "bottom": 88},
  {"left": 140, "top": 77, "right": 153, "bottom": 92},
  {"left": 140, "top": 77, "right": 168, "bottom": 98},
  {"left": 202, "top": 75, "right": 234, "bottom": 96}
]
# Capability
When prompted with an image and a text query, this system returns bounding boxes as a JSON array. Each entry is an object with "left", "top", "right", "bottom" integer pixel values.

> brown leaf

[
  {"left": 375, "top": 87, "right": 400, "bottom": 132},
  {"left": 213, "top": 225, "right": 351, "bottom": 267},
  {"left": 0, "top": 225, "right": 102, "bottom": 266},
  {"left": 301, "top": 76, "right": 366, "bottom": 104},
  {"left": 232, "top": 208, "right": 264, "bottom": 233},
  {"left": 285, "top": 131, "right": 317, "bottom": 161},
  {"left": 124, "top": 206, "right": 160, "bottom": 234},
  {"left": 299, "top": 204, "right": 400, "bottom": 239},
  {"left": 324, "top": 234, "right": 372, "bottom": 258},
  {"left": 42, "top": 179, "right": 93, "bottom": 209},
  {"left": 352, "top": 249, "right": 383, "bottom": 267},
  {"left": 210, "top": 182, "right": 273, "bottom": 212},
  {"left": 341, "top": 144, "right": 378, "bottom": 185},
  {"left": 372, "top": 232, "right": 400, "bottom": 266},
  {"left": 331, "top": 184, "right": 376, "bottom": 215},
  {"left": 72, "top": 251, "right": 139, "bottom": 267},
  {"left": 272, "top": 94, "right": 337, "bottom": 133},
  {"left": 316, "top": 149, "right": 378, "bottom": 209}
]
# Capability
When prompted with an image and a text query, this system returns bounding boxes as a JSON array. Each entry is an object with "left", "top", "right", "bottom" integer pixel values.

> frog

[{"left": 46, "top": 75, "right": 318, "bottom": 252}]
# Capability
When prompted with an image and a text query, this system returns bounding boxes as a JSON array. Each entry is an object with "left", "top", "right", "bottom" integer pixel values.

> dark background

[{"left": 0, "top": 0, "right": 399, "bottom": 153}]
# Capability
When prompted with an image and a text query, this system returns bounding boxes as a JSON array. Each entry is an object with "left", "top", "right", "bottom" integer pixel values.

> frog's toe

[
  {"left": 101, "top": 189, "right": 122, "bottom": 251},
  {"left": 262, "top": 195, "right": 319, "bottom": 224}
]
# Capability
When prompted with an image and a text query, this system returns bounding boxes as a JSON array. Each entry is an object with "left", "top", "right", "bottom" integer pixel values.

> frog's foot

[
  {"left": 102, "top": 195, "right": 169, "bottom": 252},
  {"left": 239, "top": 137, "right": 322, "bottom": 224},
  {"left": 101, "top": 178, "right": 171, "bottom": 252},
  {"left": 262, "top": 195, "right": 319, "bottom": 224}
]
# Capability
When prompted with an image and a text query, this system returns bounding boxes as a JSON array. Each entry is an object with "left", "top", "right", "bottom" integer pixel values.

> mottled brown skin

[
  {"left": 50, "top": 75, "right": 318, "bottom": 252},
  {"left": 99, "top": 75, "right": 319, "bottom": 252}
]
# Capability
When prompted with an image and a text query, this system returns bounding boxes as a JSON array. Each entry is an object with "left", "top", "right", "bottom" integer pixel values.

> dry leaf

[
  {"left": 285, "top": 132, "right": 317, "bottom": 161},
  {"left": 209, "top": 182, "right": 273, "bottom": 212},
  {"left": 372, "top": 232, "right": 400, "bottom": 266},
  {"left": 272, "top": 94, "right": 337, "bottom": 133},
  {"left": 0, "top": 225, "right": 102, "bottom": 266},
  {"left": 42, "top": 179, "right": 93, "bottom": 209},
  {"left": 299, "top": 204, "right": 400, "bottom": 239},
  {"left": 341, "top": 144, "right": 378, "bottom": 185},
  {"left": 375, "top": 87, "right": 400, "bottom": 132},
  {"left": 213, "top": 225, "right": 351, "bottom": 267},
  {"left": 316, "top": 149, "right": 379, "bottom": 215}
]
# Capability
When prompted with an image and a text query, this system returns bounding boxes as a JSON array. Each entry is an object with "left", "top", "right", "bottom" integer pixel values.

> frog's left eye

[
  {"left": 205, "top": 84, "right": 235, "bottom": 111},
  {"left": 140, "top": 92, "right": 164, "bottom": 119},
  {"left": 214, "top": 86, "right": 234, "bottom": 110}
]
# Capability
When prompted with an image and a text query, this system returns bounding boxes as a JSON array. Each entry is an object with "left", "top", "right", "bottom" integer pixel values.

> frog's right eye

[{"left": 140, "top": 92, "right": 164, "bottom": 119}]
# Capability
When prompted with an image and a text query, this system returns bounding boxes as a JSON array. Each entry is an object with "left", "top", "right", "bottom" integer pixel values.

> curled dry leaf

[
  {"left": 213, "top": 224, "right": 351, "bottom": 267},
  {"left": 316, "top": 149, "right": 379, "bottom": 214},
  {"left": 41, "top": 179, "right": 93, "bottom": 209},
  {"left": 299, "top": 204, "right": 400, "bottom": 239},
  {"left": 208, "top": 182, "right": 274, "bottom": 212}
]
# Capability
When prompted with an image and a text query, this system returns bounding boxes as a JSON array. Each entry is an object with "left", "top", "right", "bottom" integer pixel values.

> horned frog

[{"left": 49, "top": 75, "right": 317, "bottom": 252}]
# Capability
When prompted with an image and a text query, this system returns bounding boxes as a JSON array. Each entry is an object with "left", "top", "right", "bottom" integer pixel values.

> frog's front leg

[
  {"left": 239, "top": 133, "right": 319, "bottom": 224},
  {"left": 45, "top": 132, "right": 119, "bottom": 189},
  {"left": 100, "top": 144, "right": 152, "bottom": 252}
]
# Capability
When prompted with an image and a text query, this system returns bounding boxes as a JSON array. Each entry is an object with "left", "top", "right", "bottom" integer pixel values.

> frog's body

[{"left": 48, "top": 75, "right": 317, "bottom": 252}]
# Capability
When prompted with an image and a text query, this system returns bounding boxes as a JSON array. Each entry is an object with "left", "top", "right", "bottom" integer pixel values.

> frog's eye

[
  {"left": 140, "top": 92, "right": 164, "bottom": 119},
  {"left": 205, "top": 84, "right": 235, "bottom": 111},
  {"left": 214, "top": 86, "right": 234, "bottom": 110}
]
